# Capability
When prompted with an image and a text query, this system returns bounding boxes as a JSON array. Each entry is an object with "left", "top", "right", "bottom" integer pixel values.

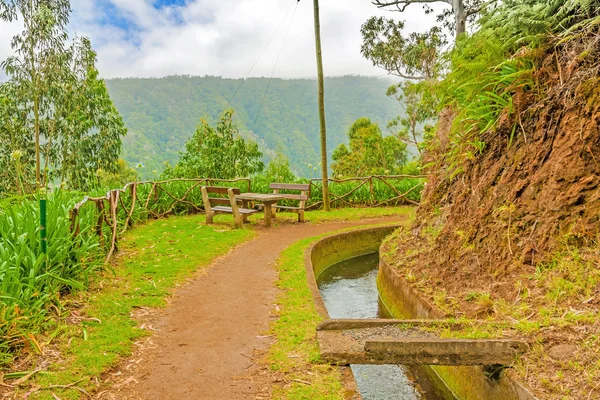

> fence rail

[
  {"left": 69, "top": 178, "right": 251, "bottom": 263},
  {"left": 307, "top": 175, "right": 426, "bottom": 209},
  {"left": 68, "top": 175, "right": 424, "bottom": 263}
]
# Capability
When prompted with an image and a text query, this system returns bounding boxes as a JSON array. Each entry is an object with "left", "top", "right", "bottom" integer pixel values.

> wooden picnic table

[{"left": 235, "top": 193, "right": 285, "bottom": 227}]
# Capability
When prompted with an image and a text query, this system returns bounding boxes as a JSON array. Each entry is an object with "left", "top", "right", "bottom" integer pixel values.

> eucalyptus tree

[
  {"left": 371, "top": 0, "right": 489, "bottom": 39},
  {"left": 0, "top": 82, "right": 31, "bottom": 194},
  {"left": 361, "top": 19, "right": 445, "bottom": 80},
  {"left": 1, "top": 0, "right": 70, "bottom": 187},
  {"left": 361, "top": 18, "right": 445, "bottom": 159},
  {"left": 0, "top": 0, "right": 126, "bottom": 193}
]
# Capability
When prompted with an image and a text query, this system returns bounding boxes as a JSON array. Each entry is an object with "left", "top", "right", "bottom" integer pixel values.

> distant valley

[{"left": 106, "top": 75, "right": 401, "bottom": 178}]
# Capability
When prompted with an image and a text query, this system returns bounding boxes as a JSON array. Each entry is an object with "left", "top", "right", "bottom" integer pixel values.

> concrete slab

[{"left": 317, "top": 319, "right": 528, "bottom": 366}]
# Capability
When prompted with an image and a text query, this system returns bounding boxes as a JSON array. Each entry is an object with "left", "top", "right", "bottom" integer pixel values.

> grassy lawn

[
  {"left": 12, "top": 214, "right": 255, "bottom": 399},
  {"left": 265, "top": 235, "right": 345, "bottom": 399}
]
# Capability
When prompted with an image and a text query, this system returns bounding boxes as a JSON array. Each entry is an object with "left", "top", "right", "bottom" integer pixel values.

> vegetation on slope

[
  {"left": 377, "top": 0, "right": 600, "bottom": 398},
  {"left": 105, "top": 75, "right": 402, "bottom": 178}
]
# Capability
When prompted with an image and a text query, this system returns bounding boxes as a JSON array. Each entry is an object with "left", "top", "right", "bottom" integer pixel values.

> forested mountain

[{"left": 105, "top": 75, "right": 401, "bottom": 178}]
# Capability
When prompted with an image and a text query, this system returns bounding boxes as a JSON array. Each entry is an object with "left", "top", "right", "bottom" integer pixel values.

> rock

[{"left": 547, "top": 344, "right": 577, "bottom": 361}]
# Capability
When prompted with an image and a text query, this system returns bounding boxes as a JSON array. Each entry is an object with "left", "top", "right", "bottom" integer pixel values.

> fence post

[
  {"left": 40, "top": 198, "right": 47, "bottom": 269},
  {"left": 369, "top": 177, "right": 375, "bottom": 206},
  {"left": 96, "top": 201, "right": 105, "bottom": 248}
]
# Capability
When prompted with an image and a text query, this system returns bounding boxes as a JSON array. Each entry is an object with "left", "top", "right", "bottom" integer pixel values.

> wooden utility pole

[{"left": 313, "top": 0, "right": 331, "bottom": 211}]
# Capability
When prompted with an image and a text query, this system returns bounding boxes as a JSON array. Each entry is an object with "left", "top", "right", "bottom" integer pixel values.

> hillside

[
  {"left": 105, "top": 75, "right": 401, "bottom": 178},
  {"left": 382, "top": 3, "right": 600, "bottom": 398}
]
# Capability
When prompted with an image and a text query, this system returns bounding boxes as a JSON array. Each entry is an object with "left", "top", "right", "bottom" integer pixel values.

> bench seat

[
  {"left": 212, "top": 206, "right": 258, "bottom": 215},
  {"left": 274, "top": 205, "right": 302, "bottom": 210}
]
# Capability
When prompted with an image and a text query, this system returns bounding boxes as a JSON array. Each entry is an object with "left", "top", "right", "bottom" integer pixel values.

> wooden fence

[
  {"left": 306, "top": 175, "right": 426, "bottom": 209},
  {"left": 69, "top": 175, "right": 424, "bottom": 263},
  {"left": 69, "top": 178, "right": 251, "bottom": 263}
]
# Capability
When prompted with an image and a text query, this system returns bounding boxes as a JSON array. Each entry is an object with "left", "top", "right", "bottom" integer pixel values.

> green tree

[
  {"left": 165, "top": 110, "right": 264, "bottom": 179},
  {"left": 97, "top": 159, "right": 139, "bottom": 189},
  {"left": 361, "top": 17, "right": 444, "bottom": 159},
  {"left": 386, "top": 80, "right": 438, "bottom": 157},
  {"left": 0, "top": 0, "right": 126, "bottom": 193},
  {"left": 331, "top": 118, "right": 407, "bottom": 178},
  {"left": 361, "top": 18, "right": 445, "bottom": 80}
]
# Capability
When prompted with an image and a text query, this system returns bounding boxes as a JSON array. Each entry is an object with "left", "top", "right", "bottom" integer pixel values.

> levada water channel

[{"left": 317, "top": 252, "right": 457, "bottom": 400}]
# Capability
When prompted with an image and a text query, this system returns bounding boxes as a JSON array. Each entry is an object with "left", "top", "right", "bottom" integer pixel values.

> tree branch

[
  {"left": 466, "top": 5, "right": 481, "bottom": 16},
  {"left": 372, "top": 0, "right": 453, "bottom": 11},
  {"left": 392, "top": 69, "right": 425, "bottom": 80}
]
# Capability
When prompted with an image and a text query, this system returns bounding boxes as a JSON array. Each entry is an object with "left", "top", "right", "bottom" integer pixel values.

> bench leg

[
  {"left": 272, "top": 206, "right": 277, "bottom": 219},
  {"left": 206, "top": 212, "right": 214, "bottom": 225},
  {"left": 298, "top": 210, "right": 305, "bottom": 223}
]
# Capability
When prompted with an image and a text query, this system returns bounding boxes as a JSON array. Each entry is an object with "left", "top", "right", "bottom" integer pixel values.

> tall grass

[{"left": 0, "top": 192, "right": 102, "bottom": 365}]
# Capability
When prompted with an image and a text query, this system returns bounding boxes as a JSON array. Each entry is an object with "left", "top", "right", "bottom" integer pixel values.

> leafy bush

[{"left": 437, "top": 0, "right": 600, "bottom": 175}]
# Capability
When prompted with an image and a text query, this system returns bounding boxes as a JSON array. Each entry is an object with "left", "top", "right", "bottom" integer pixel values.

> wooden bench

[
  {"left": 201, "top": 186, "right": 258, "bottom": 228},
  {"left": 269, "top": 183, "right": 310, "bottom": 222}
]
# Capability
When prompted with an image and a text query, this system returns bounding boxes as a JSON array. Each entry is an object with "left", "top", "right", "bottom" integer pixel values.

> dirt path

[{"left": 102, "top": 218, "right": 397, "bottom": 400}]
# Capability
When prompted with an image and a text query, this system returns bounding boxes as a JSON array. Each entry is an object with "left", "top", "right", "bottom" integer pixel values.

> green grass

[
  {"left": 14, "top": 214, "right": 255, "bottom": 399},
  {"left": 267, "top": 235, "right": 344, "bottom": 399}
]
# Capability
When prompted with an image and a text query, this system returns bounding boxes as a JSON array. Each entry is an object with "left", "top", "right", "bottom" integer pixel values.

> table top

[{"left": 235, "top": 193, "right": 285, "bottom": 202}]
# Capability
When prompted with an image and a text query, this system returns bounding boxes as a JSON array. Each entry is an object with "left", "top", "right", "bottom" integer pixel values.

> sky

[{"left": 0, "top": 0, "right": 442, "bottom": 79}]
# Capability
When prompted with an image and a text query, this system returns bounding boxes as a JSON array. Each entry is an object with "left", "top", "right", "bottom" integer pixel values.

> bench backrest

[
  {"left": 201, "top": 186, "right": 241, "bottom": 208},
  {"left": 270, "top": 183, "right": 310, "bottom": 192},
  {"left": 269, "top": 183, "right": 310, "bottom": 205}
]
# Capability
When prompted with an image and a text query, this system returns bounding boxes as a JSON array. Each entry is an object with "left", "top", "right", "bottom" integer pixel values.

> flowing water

[{"left": 317, "top": 252, "right": 446, "bottom": 400}]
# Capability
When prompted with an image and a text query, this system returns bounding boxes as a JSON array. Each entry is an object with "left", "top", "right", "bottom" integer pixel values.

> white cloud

[{"left": 0, "top": 0, "right": 446, "bottom": 79}]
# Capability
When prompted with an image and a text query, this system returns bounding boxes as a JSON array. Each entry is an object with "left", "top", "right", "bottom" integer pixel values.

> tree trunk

[
  {"left": 453, "top": 0, "right": 466, "bottom": 38},
  {"left": 313, "top": 0, "right": 330, "bottom": 211}
]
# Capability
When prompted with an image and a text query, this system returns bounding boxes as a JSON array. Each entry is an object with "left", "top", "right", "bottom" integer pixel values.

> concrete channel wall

[
  {"left": 305, "top": 224, "right": 537, "bottom": 400},
  {"left": 305, "top": 224, "right": 399, "bottom": 319},
  {"left": 378, "top": 256, "right": 538, "bottom": 400}
]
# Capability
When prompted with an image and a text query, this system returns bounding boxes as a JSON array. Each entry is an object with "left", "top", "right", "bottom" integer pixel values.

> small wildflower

[{"left": 11, "top": 150, "right": 22, "bottom": 160}]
